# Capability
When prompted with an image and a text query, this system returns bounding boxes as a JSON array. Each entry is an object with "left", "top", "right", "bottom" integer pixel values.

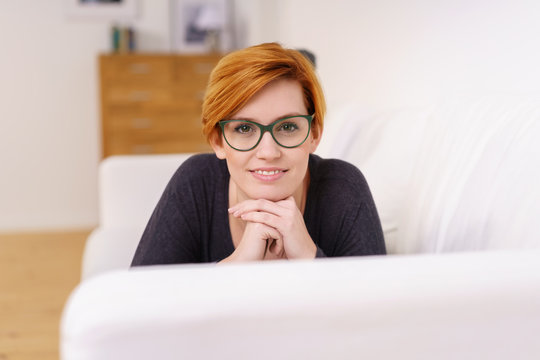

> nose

[{"left": 255, "top": 131, "right": 281, "bottom": 160}]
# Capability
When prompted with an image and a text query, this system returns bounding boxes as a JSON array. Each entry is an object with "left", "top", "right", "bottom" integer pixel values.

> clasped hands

[{"left": 224, "top": 196, "right": 317, "bottom": 262}]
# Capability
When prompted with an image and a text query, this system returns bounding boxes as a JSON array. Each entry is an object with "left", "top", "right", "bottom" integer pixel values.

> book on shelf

[{"left": 112, "top": 25, "right": 136, "bottom": 53}]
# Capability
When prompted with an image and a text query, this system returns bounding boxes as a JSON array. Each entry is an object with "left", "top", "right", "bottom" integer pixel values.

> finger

[
  {"left": 229, "top": 199, "right": 286, "bottom": 217},
  {"left": 240, "top": 211, "right": 281, "bottom": 230},
  {"left": 229, "top": 199, "right": 277, "bottom": 215},
  {"left": 276, "top": 196, "right": 297, "bottom": 209},
  {"left": 236, "top": 223, "right": 281, "bottom": 261},
  {"left": 259, "top": 226, "right": 282, "bottom": 251},
  {"left": 268, "top": 237, "right": 284, "bottom": 256}
]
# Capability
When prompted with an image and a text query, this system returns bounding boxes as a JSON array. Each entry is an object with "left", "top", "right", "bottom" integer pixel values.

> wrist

[
  {"left": 289, "top": 240, "right": 317, "bottom": 260},
  {"left": 305, "top": 242, "right": 317, "bottom": 259},
  {"left": 228, "top": 243, "right": 265, "bottom": 263},
  {"left": 219, "top": 248, "right": 248, "bottom": 263}
]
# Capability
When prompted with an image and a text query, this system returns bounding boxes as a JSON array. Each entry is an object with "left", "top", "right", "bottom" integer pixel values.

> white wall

[
  {"left": 2, "top": 0, "right": 540, "bottom": 232},
  {"left": 1, "top": 1, "right": 104, "bottom": 232},
  {"left": 0, "top": 0, "right": 174, "bottom": 232},
  {"left": 0, "top": 0, "right": 269, "bottom": 233},
  {"left": 271, "top": 0, "right": 540, "bottom": 111}
]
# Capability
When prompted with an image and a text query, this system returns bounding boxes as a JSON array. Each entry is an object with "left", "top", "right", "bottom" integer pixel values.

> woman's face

[{"left": 211, "top": 78, "right": 321, "bottom": 203}]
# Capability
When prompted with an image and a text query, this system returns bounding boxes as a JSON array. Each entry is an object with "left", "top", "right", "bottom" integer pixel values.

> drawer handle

[
  {"left": 194, "top": 62, "right": 215, "bottom": 74},
  {"left": 131, "top": 118, "right": 152, "bottom": 129},
  {"left": 132, "top": 144, "right": 153, "bottom": 154},
  {"left": 196, "top": 90, "right": 206, "bottom": 101},
  {"left": 129, "top": 63, "right": 151, "bottom": 74},
  {"left": 129, "top": 91, "right": 151, "bottom": 102}
]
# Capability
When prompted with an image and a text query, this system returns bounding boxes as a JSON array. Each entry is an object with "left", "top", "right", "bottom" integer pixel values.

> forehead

[{"left": 231, "top": 78, "right": 307, "bottom": 122}]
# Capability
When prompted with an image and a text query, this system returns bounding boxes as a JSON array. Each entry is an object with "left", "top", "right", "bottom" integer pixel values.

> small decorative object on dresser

[
  {"left": 170, "top": 0, "right": 235, "bottom": 53},
  {"left": 99, "top": 53, "right": 221, "bottom": 158}
]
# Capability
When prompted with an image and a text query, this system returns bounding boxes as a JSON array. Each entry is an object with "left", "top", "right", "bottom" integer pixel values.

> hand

[
  {"left": 228, "top": 197, "right": 317, "bottom": 260},
  {"left": 221, "top": 221, "right": 282, "bottom": 263}
]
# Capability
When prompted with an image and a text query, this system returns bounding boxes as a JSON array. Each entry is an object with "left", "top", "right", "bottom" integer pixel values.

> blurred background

[
  {"left": 3, "top": 1, "right": 540, "bottom": 359},
  {"left": 1, "top": 0, "right": 540, "bottom": 233}
]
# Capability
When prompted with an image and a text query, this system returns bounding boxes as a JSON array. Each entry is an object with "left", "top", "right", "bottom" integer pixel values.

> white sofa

[{"left": 62, "top": 97, "right": 540, "bottom": 359}]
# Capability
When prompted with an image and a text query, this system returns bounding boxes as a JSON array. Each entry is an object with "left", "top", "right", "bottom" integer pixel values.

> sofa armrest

[
  {"left": 99, "top": 154, "right": 194, "bottom": 228},
  {"left": 81, "top": 227, "right": 145, "bottom": 280},
  {"left": 82, "top": 153, "right": 195, "bottom": 280}
]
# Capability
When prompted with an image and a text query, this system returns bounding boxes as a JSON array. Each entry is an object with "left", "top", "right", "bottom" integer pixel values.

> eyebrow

[{"left": 228, "top": 112, "right": 305, "bottom": 123}]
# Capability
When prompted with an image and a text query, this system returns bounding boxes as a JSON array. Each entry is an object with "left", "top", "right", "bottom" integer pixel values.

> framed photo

[
  {"left": 65, "top": 0, "right": 138, "bottom": 20},
  {"left": 170, "top": 0, "right": 235, "bottom": 53}
]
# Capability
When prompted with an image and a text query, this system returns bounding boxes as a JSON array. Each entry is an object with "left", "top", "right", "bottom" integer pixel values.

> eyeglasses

[{"left": 218, "top": 115, "right": 313, "bottom": 151}]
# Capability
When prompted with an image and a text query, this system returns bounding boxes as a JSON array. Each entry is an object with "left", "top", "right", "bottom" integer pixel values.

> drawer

[
  {"left": 103, "top": 85, "right": 177, "bottom": 107},
  {"left": 105, "top": 112, "right": 204, "bottom": 138},
  {"left": 175, "top": 56, "right": 220, "bottom": 85},
  {"left": 99, "top": 53, "right": 221, "bottom": 158},
  {"left": 100, "top": 55, "right": 175, "bottom": 83},
  {"left": 175, "top": 85, "right": 207, "bottom": 104},
  {"left": 103, "top": 85, "right": 206, "bottom": 109},
  {"left": 105, "top": 136, "right": 211, "bottom": 156}
]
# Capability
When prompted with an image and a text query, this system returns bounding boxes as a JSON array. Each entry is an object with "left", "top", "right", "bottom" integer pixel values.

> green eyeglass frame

[{"left": 218, "top": 115, "right": 314, "bottom": 152}]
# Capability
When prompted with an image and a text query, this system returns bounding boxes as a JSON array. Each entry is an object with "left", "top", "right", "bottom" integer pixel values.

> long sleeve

[
  {"left": 131, "top": 154, "right": 234, "bottom": 266},
  {"left": 131, "top": 164, "right": 202, "bottom": 266},
  {"left": 305, "top": 155, "right": 386, "bottom": 257}
]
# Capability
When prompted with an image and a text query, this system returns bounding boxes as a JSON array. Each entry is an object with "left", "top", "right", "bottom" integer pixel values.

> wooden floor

[{"left": 0, "top": 230, "right": 90, "bottom": 360}]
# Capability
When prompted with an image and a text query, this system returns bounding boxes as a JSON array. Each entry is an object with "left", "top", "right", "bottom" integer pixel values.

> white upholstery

[
  {"left": 65, "top": 96, "right": 540, "bottom": 359},
  {"left": 328, "top": 97, "right": 540, "bottom": 254},
  {"left": 98, "top": 153, "right": 195, "bottom": 228},
  {"left": 82, "top": 227, "right": 145, "bottom": 279},
  {"left": 62, "top": 250, "right": 540, "bottom": 360},
  {"left": 81, "top": 153, "right": 193, "bottom": 279}
]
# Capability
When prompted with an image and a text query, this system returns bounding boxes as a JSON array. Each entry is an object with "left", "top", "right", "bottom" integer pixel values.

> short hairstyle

[{"left": 201, "top": 42, "right": 326, "bottom": 143}]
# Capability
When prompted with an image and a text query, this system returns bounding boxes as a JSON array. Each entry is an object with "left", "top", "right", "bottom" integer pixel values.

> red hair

[{"left": 202, "top": 42, "right": 326, "bottom": 143}]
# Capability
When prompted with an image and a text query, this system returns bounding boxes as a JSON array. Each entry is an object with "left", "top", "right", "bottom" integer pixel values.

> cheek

[
  {"left": 288, "top": 149, "right": 311, "bottom": 178},
  {"left": 224, "top": 152, "right": 247, "bottom": 176},
  {"left": 293, "top": 144, "right": 313, "bottom": 163}
]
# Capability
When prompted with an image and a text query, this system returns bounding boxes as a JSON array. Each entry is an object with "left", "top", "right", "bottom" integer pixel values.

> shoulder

[
  {"left": 179, "top": 153, "right": 226, "bottom": 173},
  {"left": 308, "top": 154, "right": 368, "bottom": 195},
  {"left": 168, "top": 153, "right": 228, "bottom": 191},
  {"left": 175, "top": 153, "right": 227, "bottom": 177}
]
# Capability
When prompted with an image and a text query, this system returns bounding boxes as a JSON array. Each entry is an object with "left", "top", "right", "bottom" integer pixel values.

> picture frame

[
  {"left": 65, "top": 0, "right": 138, "bottom": 20},
  {"left": 170, "top": 0, "right": 235, "bottom": 54}
]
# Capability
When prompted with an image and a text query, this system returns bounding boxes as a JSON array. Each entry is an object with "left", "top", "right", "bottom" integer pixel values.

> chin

[{"left": 248, "top": 188, "right": 292, "bottom": 202}]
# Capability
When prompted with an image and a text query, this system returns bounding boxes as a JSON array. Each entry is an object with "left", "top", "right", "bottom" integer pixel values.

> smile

[{"left": 249, "top": 168, "right": 288, "bottom": 181}]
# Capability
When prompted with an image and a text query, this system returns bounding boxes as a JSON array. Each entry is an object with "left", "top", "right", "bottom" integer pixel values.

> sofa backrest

[{"left": 321, "top": 97, "right": 540, "bottom": 254}]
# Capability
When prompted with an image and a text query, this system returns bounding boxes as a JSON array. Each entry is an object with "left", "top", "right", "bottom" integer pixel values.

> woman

[{"left": 131, "top": 43, "right": 386, "bottom": 265}]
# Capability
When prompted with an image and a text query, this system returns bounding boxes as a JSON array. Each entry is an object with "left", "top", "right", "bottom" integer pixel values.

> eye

[
  {"left": 233, "top": 123, "right": 255, "bottom": 134},
  {"left": 276, "top": 122, "right": 299, "bottom": 133}
]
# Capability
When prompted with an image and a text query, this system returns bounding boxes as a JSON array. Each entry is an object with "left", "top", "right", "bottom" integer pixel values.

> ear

[
  {"left": 308, "top": 125, "right": 323, "bottom": 153},
  {"left": 209, "top": 132, "right": 227, "bottom": 159}
]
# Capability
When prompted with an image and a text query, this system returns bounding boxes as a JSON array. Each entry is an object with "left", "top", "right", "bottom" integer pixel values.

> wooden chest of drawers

[{"left": 99, "top": 54, "right": 221, "bottom": 158}]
